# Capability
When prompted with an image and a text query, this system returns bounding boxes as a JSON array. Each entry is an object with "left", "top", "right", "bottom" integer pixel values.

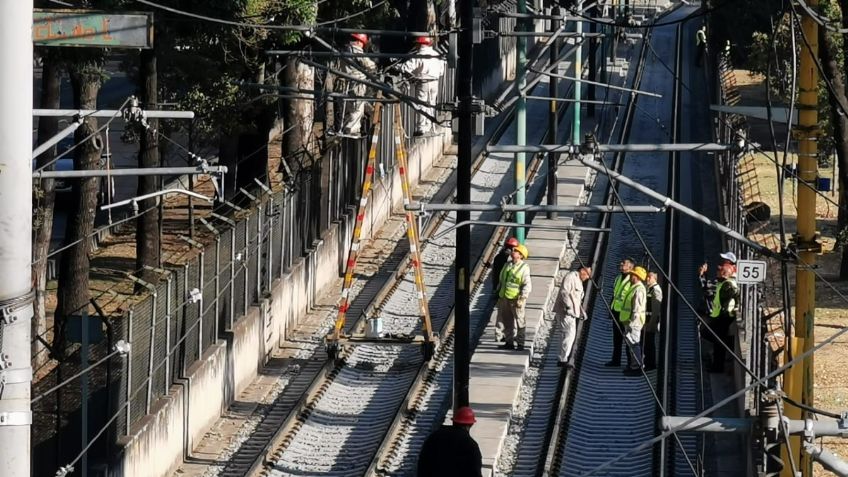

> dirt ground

[{"left": 735, "top": 70, "right": 848, "bottom": 473}]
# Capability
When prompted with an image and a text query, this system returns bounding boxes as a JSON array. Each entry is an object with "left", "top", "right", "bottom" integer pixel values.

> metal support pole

[
  {"left": 454, "top": 0, "right": 473, "bottom": 411},
  {"left": 573, "top": 0, "right": 583, "bottom": 144},
  {"left": 0, "top": 2, "right": 33, "bottom": 475},
  {"left": 803, "top": 442, "right": 848, "bottom": 476},
  {"left": 487, "top": 142, "right": 732, "bottom": 153},
  {"left": 198, "top": 252, "right": 204, "bottom": 359},
  {"left": 785, "top": 2, "right": 819, "bottom": 475},
  {"left": 515, "top": 0, "right": 528, "bottom": 243},
  {"left": 588, "top": 2, "right": 598, "bottom": 117},
  {"left": 547, "top": 7, "right": 561, "bottom": 220},
  {"left": 405, "top": 203, "right": 662, "bottom": 213},
  {"left": 35, "top": 165, "right": 228, "bottom": 179},
  {"left": 33, "top": 108, "right": 195, "bottom": 119}
]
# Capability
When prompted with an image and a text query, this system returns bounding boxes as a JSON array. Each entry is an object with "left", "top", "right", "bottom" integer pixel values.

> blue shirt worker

[{"left": 497, "top": 244, "right": 532, "bottom": 351}]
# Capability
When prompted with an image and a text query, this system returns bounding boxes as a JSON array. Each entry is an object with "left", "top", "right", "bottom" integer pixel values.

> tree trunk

[
  {"left": 283, "top": 57, "right": 315, "bottom": 170},
  {"left": 136, "top": 48, "right": 161, "bottom": 289},
  {"left": 32, "top": 54, "right": 61, "bottom": 368},
  {"left": 839, "top": 0, "right": 848, "bottom": 279},
  {"left": 55, "top": 66, "right": 102, "bottom": 357}
]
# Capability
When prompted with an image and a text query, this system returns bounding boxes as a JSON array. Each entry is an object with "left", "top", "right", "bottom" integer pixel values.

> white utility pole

[{"left": 0, "top": 1, "right": 34, "bottom": 476}]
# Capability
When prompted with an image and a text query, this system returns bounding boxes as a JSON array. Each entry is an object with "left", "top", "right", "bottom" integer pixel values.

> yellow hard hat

[
  {"left": 514, "top": 244, "right": 529, "bottom": 259},
  {"left": 630, "top": 266, "right": 647, "bottom": 281}
]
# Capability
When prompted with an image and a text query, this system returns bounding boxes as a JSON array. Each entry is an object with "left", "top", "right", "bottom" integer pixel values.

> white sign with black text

[{"left": 737, "top": 259, "right": 767, "bottom": 284}]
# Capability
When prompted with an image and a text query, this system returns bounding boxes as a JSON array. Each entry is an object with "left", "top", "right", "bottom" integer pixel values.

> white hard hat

[{"left": 719, "top": 251, "right": 737, "bottom": 264}]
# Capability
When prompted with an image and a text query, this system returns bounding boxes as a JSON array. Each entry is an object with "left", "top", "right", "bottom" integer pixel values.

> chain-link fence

[{"left": 33, "top": 8, "right": 531, "bottom": 471}]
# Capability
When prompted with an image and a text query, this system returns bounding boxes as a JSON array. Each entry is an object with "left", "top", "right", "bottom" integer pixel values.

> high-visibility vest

[
  {"left": 499, "top": 262, "right": 527, "bottom": 300},
  {"left": 710, "top": 278, "right": 737, "bottom": 318},
  {"left": 619, "top": 281, "right": 645, "bottom": 324},
  {"left": 611, "top": 274, "right": 632, "bottom": 312}
]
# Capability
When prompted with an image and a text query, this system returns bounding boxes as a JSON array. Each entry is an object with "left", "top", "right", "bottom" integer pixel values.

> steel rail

[
  {"left": 364, "top": 40, "right": 594, "bottom": 474},
  {"left": 542, "top": 15, "right": 654, "bottom": 476},
  {"left": 237, "top": 69, "right": 524, "bottom": 477}
]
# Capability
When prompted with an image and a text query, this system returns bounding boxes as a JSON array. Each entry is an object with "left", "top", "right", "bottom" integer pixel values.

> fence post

[
  {"left": 125, "top": 308, "right": 133, "bottom": 434},
  {"left": 183, "top": 263, "right": 189, "bottom": 376},
  {"left": 229, "top": 228, "right": 236, "bottom": 331},
  {"left": 215, "top": 235, "right": 221, "bottom": 341},
  {"left": 268, "top": 199, "right": 275, "bottom": 282},
  {"left": 257, "top": 203, "right": 263, "bottom": 300},
  {"left": 198, "top": 252, "right": 204, "bottom": 359},
  {"left": 145, "top": 294, "right": 157, "bottom": 415},
  {"left": 243, "top": 219, "right": 250, "bottom": 315},
  {"left": 165, "top": 277, "right": 172, "bottom": 389}
]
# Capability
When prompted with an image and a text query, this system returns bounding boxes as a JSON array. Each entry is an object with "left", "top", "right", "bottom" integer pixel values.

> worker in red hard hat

[
  {"left": 331, "top": 32, "right": 377, "bottom": 136},
  {"left": 417, "top": 406, "right": 483, "bottom": 476},
  {"left": 491, "top": 237, "right": 519, "bottom": 343},
  {"left": 396, "top": 36, "right": 445, "bottom": 137}
]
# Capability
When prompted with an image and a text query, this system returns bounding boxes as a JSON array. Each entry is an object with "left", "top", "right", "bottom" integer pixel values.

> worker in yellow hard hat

[
  {"left": 621, "top": 266, "right": 647, "bottom": 375},
  {"left": 496, "top": 243, "right": 531, "bottom": 351}
]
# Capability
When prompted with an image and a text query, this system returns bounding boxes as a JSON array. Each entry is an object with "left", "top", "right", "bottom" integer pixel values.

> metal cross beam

[
  {"left": 486, "top": 143, "right": 733, "bottom": 154},
  {"left": 33, "top": 109, "right": 195, "bottom": 119},
  {"left": 405, "top": 203, "right": 663, "bottom": 213},
  {"left": 33, "top": 165, "right": 227, "bottom": 179}
]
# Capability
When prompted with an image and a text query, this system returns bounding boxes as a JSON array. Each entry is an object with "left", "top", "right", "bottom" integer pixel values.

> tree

[
  {"left": 32, "top": 49, "right": 63, "bottom": 367},
  {"left": 55, "top": 53, "right": 105, "bottom": 357},
  {"left": 135, "top": 46, "right": 161, "bottom": 288}
]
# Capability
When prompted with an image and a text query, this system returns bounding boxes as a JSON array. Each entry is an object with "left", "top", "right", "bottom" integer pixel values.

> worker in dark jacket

[
  {"left": 417, "top": 406, "right": 483, "bottom": 477},
  {"left": 491, "top": 237, "right": 518, "bottom": 342}
]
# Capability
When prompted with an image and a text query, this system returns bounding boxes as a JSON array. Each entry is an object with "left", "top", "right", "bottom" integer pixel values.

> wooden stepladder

[{"left": 327, "top": 103, "right": 436, "bottom": 360}]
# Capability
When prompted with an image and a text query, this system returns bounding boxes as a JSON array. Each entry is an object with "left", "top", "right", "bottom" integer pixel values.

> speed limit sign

[{"left": 737, "top": 260, "right": 767, "bottom": 284}]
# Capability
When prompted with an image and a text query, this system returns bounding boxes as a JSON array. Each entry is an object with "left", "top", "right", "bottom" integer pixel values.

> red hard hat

[
  {"left": 416, "top": 36, "right": 433, "bottom": 45},
  {"left": 505, "top": 237, "right": 519, "bottom": 248},
  {"left": 453, "top": 406, "right": 476, "bottom": 425},
  {"left": 351, "top": 33, "right": 369, "bottom": 44}
]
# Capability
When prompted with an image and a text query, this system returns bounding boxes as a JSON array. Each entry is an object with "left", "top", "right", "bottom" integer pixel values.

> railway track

[
  {"left": 540, "top": 6, "right": 706, "bottom": 477},
  {"left": 222, "top": 54, "right": 578, "bottom": 475}
]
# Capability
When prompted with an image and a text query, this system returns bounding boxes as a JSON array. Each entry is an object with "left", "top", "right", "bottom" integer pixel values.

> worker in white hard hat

[
  {"left": 496, "top": 244, "right": 531, "bottom": 351},
  {"left": 397, "top": 36, "right": 445, "bottom": 136},
  {"left": 698, "top": 251, "right": 739, "bottom": 373}
]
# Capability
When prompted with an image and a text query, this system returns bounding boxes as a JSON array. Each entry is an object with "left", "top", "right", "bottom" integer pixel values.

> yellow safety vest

[
  {"left": 611, "top": 274, "right": 632, "bottom": 312},
  {"left": 710, "top": 278, "right": 737, "bottom": 318},
  {"left": 499, "top": 262, "right": 527, "bottom": 300},
  {"left": 619, "top": 282, "right": 645, "bottom": 324}
]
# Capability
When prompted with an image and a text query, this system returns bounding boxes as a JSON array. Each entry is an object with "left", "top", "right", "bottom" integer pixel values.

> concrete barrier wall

[{"left": 115, "top": 49, "right": 520, "bottom": 477}]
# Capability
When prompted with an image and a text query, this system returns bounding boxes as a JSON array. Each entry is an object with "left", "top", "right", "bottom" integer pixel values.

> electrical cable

[
  {"left": 34, "top": 97, "right": 132, "bottom": 174},
  {"left": 565, "top": 0, "right": 736, "bottom": 30},
  {"left": 31, "top": 350, "right": 120, "bottom": 404},
  {"left": 135, "top": 0, "right": 437, "bottom": 37},
  {"left": 776, "top": 395, "right": 802, "bottom": 476},
  {"left": 782, "top": 394, "right": 843, "bottom": 419},
  {"left": 563, "top": 238, "right": 701, "bottom": 476},
  {"left": 314, "top": 0, "right": 388, "bottom": 26},
  {"left": 579, "top": 320, "right": 848, "bottom": 477}
]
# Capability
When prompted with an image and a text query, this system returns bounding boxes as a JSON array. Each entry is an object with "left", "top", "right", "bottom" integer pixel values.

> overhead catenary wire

[
  {"left": 579, "top": 320, "right": 848, "bottom": 477},
  {"left": 134, "top": 0, "right": 438, "bottom": 37}
]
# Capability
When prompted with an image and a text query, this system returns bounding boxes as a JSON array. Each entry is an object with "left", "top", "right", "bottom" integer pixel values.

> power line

[{"left": 135, "top": 0, "right": 436, "bottom": 37}]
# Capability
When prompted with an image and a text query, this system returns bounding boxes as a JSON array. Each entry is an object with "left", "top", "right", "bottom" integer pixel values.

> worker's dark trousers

[
  {"left": 703, "top": 314, "right": 734, "bottom": 371},
  {"left": 610, "top": 312, "right": 625, "bottom": 365},
  {"left": 641, "top": 329, "right": 657, "bottom": 368},
  {"left": 626, "top": 342, "right": 643, "bottom": 370}
]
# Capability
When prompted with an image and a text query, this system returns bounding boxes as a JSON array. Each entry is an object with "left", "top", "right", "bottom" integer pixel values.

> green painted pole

[
  {"left": 515, "top": 0, "right": 527, "bottom": 243},
  {"left": 573, "top": 0, "right": 583, "bottom": 144}
]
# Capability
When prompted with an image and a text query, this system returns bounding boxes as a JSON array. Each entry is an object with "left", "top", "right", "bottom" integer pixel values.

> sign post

[{"left": 34, "top": 9, "right": 153, "bottom": 49}]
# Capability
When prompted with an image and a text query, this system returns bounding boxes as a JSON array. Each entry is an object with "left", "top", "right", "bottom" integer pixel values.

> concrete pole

[
  {"left": 783, "top": 2, "right": 818, "bottom": 476},
  {"left": 573, "top": 0, "right": 583, "bottom": 144},
  {"left": 0, "top": 1, "right": 33, "bottom": 476},
  {"left": 515, "top": 0, "right": 528, "bottom": 243}
]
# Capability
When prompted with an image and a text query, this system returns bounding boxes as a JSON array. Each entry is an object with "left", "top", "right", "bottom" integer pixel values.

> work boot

[
  {"left": 516, "top": 344, "right": 525, "bottom": 351},
  {"left": 498, "top": 342, "right": 515, "bottom": 350}
]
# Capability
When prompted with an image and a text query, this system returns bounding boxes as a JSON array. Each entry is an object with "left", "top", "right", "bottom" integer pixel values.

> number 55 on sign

[{"left": 737, "top": 260, "right": 767, "bottom": 284}]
